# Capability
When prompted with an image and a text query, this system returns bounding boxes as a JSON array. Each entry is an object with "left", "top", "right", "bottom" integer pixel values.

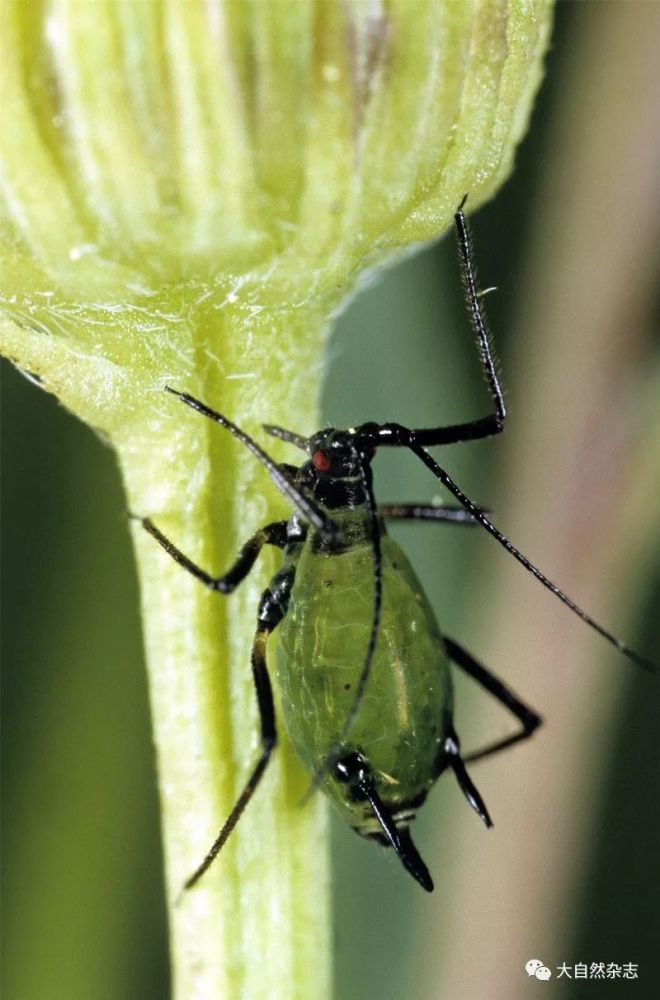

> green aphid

[{"left": 142, "top": 202, "right": 654, "bottom": 893}]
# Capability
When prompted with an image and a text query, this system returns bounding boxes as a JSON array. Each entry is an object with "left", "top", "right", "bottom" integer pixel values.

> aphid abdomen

[{"left": 275, "top": 534, "right": 452, "bottom": 831}]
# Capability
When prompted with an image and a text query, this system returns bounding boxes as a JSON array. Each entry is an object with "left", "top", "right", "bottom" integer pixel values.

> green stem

[
  {"left": 118, "top": 300, "right": 335, "bottom": 998},
  {"left": 0, "top": 276, "right": 337, "bottom": 998}
]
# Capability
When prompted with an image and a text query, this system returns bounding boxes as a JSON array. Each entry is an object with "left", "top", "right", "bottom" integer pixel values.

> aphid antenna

[
  {"left": 364, "top": 421, "right": 655, "bottom": 673},
  {"left": 164, "top": 386, "right": 338, "bottom": 541},
  {"left": 408, "top": 441, "right": 656, "bottom": 672},
  {"left": 262, "top": 424, "right": 309, "bottom": 452}
]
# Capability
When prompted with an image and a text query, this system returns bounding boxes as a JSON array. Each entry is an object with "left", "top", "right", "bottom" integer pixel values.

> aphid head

[{"left": 308, "top": 428, "right": 375, "bottom": 481}]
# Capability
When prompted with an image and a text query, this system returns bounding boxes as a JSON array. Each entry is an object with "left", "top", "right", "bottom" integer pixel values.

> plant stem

[{"left": 118, "top": 299, "right": 335, "bottom": 999}]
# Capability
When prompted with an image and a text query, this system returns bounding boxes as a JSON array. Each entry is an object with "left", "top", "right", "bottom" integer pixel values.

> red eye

[{"left": 312, "top": 450, "right": 332, "bottom": 472}]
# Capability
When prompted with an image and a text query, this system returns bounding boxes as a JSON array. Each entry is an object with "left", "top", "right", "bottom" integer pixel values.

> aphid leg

[
  {"left": 262, "top": 424, "right": 308, "bottom": 451},
  {"left": 444, "top": 724, "right": 493, "bottom": 829},
  {"left": 379, "top": 503, "right": 489, "bottom": 525},
  {"left": 140, "top": 518, "right": 287, "bottom": 593},
  {"left": 399, "top": 200, "right": 506, "bottom": 448},
  {"left": 361, "top": 203, "right": 505, "bottom": 449},
  {"left": 395, "top": 439, "right": 655, "bottom": 672},
  {"left": 444, "top": 636, "right": 542, "bottom": 763},
  {"left": 183, "top": 566, "right": 295, "bottom": 891}
]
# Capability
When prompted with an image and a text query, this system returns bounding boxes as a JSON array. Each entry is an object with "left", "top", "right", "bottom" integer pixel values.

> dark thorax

[{"left": 292, "top": 427, "right": 381, "bottom": 554}]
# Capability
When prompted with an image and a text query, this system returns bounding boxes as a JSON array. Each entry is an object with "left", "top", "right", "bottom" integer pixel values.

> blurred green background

[{"left": 2, "top": 4, "right": 659, "bottom": 999}]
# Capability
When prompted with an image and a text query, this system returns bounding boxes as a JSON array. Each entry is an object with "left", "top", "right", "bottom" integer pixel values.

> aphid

[{"left": 141, "top": 200, "right": 654, "bottom": 893}]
